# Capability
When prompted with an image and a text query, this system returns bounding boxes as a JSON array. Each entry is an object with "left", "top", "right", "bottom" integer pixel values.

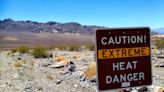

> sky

[{"left": 0, "top": 0, "right": 164, "bottom": 29}]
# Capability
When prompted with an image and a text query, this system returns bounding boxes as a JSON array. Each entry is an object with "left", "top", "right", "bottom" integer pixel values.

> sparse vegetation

[
  {"left": 32, "top": 47, "right": 48, "bottom": 58},
  {"left": 31, "top": 61, "right": 36, "bottom": 66},
  {"left": 155, "top": 39, "right": 164, "bottom": 49},
  {"left": 69, "top": 45, "right": 80, "bottom": 51},
  {"left": 14, "top": 60, "right": 26, "bottom": 67},
  {"left": 84, "top": 61, "right": 96, "bottom": 80},
  {"left": 11, "top": 49, "right": 17, "bottom": 53},
  {"left": 18, "top": 46, "right": 29, "bottom": 54},
  {"left": 86, "top": 44, "right": 95, "bottom": 51},
  {"left": 57, "top": 46, "right": 67, "bottom": 51}
]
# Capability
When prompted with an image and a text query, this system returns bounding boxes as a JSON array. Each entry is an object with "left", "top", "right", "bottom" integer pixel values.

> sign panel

[{"left": 96, "top": 27, "right": 152, "bottom": 91}]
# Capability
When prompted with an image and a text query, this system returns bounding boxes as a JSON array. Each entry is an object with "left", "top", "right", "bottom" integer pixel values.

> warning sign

[{"left": 95, "top": 27, "right": 152, "bottom": 91}]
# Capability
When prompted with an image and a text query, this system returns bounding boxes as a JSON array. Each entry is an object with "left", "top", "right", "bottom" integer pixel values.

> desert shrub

[
  {"left": 14, "top": 60, "right": 26, "bottom": 67},
  {"left": 155, "top": 39, "right": 164, "bottom": 49},
  {"left": 57, "top": 46, "right": 67, "bottom": 51},
  {"left": 84, "top": 62, "right": 96, "bottom": 80},
  {"left": 11, "top": 49, "right": 17, "bottom": 53},
  {"left": 32, "top": 47, "right": 48, "bottom": 58},
  {"left": 86, "top": 44, "right": 95, "bottom": 51},
  {"left": 18, "top": 46, "right": 29, "bottom": 54},
  {"left": 69, "top": 45, "right": 80, "bottom": 51}
]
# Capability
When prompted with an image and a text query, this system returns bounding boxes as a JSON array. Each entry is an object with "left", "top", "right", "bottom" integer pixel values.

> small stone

[
  {"left": 54, "top": 79, "right": 62, "bottom": 84},
  {"left": 60, "top": 71, "right": 69, "bottom": 75},
  {"left": 18, "top": 57, "right": 21, "bottom": 60},
  {"left": 138, "top": 87, "right": 148, "bottom": 92},
  {"left": 24, "top": 86, "right": 33, "bottom": 92},
  {"left": 0, "top": 82, "right": 6, "bottom": 88},
  {"left": 79, "top": 75, "right": 86, "bottom": 81},
  {"left": 159, "top": 64, "right": 164, "bottom": 67},
  {"left": 42, "top": 62, "right": 53, "bottom": 67},
  {"left": 50, "top": 61, "right": 65, "bottom": 68},
  {"left": 66, "top": 61, "right": 76, "bottom": 72},
  {"left": 73, "top": 84, "right": 78, "bottom": 88}
]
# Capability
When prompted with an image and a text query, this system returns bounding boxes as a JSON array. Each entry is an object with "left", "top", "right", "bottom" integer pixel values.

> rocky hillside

[{"left": 0, "top": 18, "right": 106, "bottom": 34}]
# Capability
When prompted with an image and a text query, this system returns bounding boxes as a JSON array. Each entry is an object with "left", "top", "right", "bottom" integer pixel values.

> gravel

[{"left": 0, "top": 50, "right": 164, "bottom": 92}]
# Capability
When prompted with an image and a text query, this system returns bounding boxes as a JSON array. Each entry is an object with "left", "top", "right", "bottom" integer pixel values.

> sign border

[{"left": 95, "top": 27, "right": 152, "bottom": 91}]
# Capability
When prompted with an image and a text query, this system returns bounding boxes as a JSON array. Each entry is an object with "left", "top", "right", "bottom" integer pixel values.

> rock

[
  {"left": 60, "top": 70, "right": 70, "bottom": 75},
  {"left": 42, "top": 62, "right": 53, "bottom": 67},
  {"left": 54, "top": 56, "right": 69, "bottom": 63},
  {"left": 155, "top": 64, "right": 160, "bottom": 67},
  {"left": 154, "top": 86, "right": 164, "bottom": 92},
  {"left": 46, "top": 51, "right": 53, "bottom": 58},
  {"left": 84, "top": 61, "right": 96, "bottom": 80},
  {"left": 73, "top": 84, "right": 78, "bottom": 88},
  {"left": 138, "top": 87, "right": 148, "bottom": 92},
  {"left": 54, "top": 79, "right": 62, "bottom": 84},
  {"left": 18, "top": 57, "right": 21, "bottom": 60},
  {"left": 159, "top": 64, "right": 164, "bottom": 67},
  {"left": 0, "top": 81, "right": 6, "bottom": 88},
  {"left": 66, "top": 61, "right": 76, "bottom": 72},
  {"left": 24, "top": 86, "right": 33, "bottom": 92},
  {"left": 72, "top": 54, "right": 80, "bottom": 59},
  {"left": 79, "top": 75, "right": 86, "bottom": 81},
  {"left": 50, "top": 61, "right": 65, "bottom": 68}
]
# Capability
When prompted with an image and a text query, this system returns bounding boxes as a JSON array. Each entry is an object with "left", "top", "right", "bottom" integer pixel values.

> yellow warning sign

[{"left": 98, "top": 47, "right": 150, "bottom": 59}]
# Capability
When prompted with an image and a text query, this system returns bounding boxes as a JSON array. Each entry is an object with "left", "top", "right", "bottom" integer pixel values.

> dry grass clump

[
  {"left": 84, "top": 61, "right": 96, "bottom": 80},
  {"left": 155, "top": 39, "right": 164, "bottom": 49},
  {"left": 72, "top": 54, "right": 80, "bottom": 58},
  {"left": 69, "top": 45, "right": 80, "bottom": 51},
  {"left": 47, "top": 74, "right": 53, "bottom": 80},
  {"left": 11, "top": 49, "right": 17, "bottom": 53},
  {"left": 32, "top": 47, "right": 48, "bottom": 58},
  {"left": 14, "top": 60, "right": 26, "bottom": 67},
  {"left": 18, "top": 46, "right": 29, "bottom": 54},
  {"left": 31, "top": 61, "right": 36, "bottom": 66},
  {"left": 54, "top": 56, "right": 69, "bottom": 63},
  {"left": 85, "top": 44, "right": 95, "bottom": 51}
]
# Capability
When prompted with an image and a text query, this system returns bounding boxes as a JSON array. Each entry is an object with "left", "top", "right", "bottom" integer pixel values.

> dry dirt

[{"left": 0, "top": 32, "right": 94, "bottom": 48}]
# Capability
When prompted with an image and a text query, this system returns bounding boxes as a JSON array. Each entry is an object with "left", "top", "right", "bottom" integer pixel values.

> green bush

[
  {"left": 32, "top": 47, "right": 48, "bottom": 58},
  {"left": 69, "top": 45, "right": 80, "bottom": 51},
  {"left": 86, "top": 44, "right": 95, "bottom": 51},
  {"left": 18, "top": 46, "right": 29, "bottom": 54},
  {"left": 155, "top": 39, "right": 164, "bottom": 49},
  {"left": 11, "top": 49, "right": 17, "bottom": 53}
]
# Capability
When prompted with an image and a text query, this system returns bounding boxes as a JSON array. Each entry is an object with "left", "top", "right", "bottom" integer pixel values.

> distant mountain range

[
  {"left": 0, "top": 18, "right": 162, "bottom": 34},
  {"left": 0, "top": 18, "right": 106, "bottom": 34},
  {"left": 153, "top": 28, "right": 164, "bottom": 34}
]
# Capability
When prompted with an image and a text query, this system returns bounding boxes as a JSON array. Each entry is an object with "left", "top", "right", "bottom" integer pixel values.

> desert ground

[
  {"left": 0, "top": 32, "right": 164, "bottom": 92},
  {"left": 0, "top": 32, "right": 94, "bottom": 48},
  {"left": 0, "top": 48, "right": 164, "bottom": 92}
]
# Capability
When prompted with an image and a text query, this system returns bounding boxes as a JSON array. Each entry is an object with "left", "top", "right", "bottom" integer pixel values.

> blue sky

[{"left": 0, "top": 0, "right": 164, "bottom": 29}]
